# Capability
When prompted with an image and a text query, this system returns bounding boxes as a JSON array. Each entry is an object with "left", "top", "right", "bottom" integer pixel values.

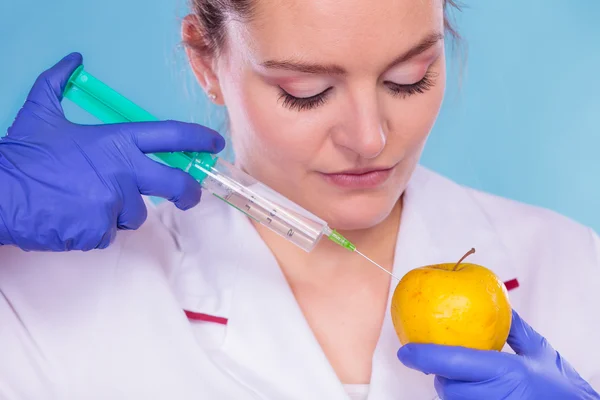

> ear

[{"left": 182, "top": 14, "right": 223, "bottom": 105}]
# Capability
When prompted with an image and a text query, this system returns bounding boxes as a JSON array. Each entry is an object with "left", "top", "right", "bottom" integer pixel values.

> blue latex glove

[
  {"left": 397, "top": 310, "right": 600, "bottom": 399},
  {"left": 0, "top": 52, "right": 225, "bottom": 252}
]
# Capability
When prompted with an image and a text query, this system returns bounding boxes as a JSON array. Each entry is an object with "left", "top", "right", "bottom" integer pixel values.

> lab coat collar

[
  {"left": 166, "top": 165, "right": 519, "bottom": 400},
  {"left": 392, "top": 166, "right": 520, "bottom": 284}
]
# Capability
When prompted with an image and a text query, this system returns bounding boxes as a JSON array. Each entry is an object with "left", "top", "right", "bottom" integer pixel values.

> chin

[{"left": 318, "top": 196, "right": 398, "bottom": 231}]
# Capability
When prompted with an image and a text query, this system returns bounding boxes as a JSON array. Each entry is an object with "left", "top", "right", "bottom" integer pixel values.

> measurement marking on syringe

[{"left": 212, "top": 194, "right": 261, "bottom": 224}]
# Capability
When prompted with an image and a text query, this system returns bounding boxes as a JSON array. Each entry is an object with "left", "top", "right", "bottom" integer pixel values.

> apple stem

[{"left": 452, "top": 248, "right": 476, "bottom": 271}]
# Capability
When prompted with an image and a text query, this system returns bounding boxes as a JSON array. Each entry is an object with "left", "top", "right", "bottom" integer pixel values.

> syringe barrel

[{"left": 190, "top": 157, "right": 327, "bottom": 252}]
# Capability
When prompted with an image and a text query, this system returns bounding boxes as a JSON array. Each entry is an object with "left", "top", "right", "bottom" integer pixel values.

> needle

[{"left": 355, "top": 249, "right": 401, "bottom": 281}]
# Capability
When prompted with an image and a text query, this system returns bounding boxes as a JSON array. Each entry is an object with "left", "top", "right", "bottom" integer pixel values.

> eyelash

[
  {"left": 385, "top": 71, "right": 437, "bottom": 98},
  {"left": 278, "top": 87, "right": 333, "bottom": 111},
  {"left": 278, "top": 70, "right": 437, "bottom": 112}
]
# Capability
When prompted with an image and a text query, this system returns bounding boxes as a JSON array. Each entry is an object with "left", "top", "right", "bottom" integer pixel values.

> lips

[{"left": 320, "top": 165, "right": 395, "bottom": 189}]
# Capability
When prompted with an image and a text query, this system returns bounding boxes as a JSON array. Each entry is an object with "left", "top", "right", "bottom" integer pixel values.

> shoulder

[
  {"left": 467, "top": 182, "right": 598, "bottom": 272},
  {"left": 466, "top": 181, "right": 599, "bottom": 287},
  {"left": 0, "top": 197, "right": 182, "bottom": 329},
  {"left": 414, "top": 167, "right": 600, "bottom": 326},
  {"left": 413, "top": 165, "right": 599, "bottom": 270},
  {"left": 411, "top": 166, "right": 600, "bottom": 303},
  {"left": 0, "top": 199, "right": 188, "bottom": 396},
  {"left": 0, "top": 199, "right": 182, "bottom": 318}
]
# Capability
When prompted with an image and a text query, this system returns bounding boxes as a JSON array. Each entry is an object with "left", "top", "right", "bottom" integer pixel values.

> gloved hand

[
  {"left": 0, "top": 52, "right": 225, "bottom": 252},
  {"left": 397, "top": 310, "right": 600, "bottom": 399}
]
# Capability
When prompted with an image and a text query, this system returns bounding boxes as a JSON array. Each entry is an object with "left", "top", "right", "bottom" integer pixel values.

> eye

[
  {"left": 278, "top": 87, "right": 333, "bottom": 111},
  {"left": 385, "top": 71, "right": 437, "bottom": 98}
]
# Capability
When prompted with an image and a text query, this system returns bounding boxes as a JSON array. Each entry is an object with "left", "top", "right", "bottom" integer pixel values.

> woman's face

[{"left": 202, "top": 0, "right": 446, "bottom": 230}]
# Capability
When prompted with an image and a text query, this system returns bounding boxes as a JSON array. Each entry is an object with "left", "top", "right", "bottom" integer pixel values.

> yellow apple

[{"left": 390, "top": 248, "right": 512, "bottom": 351}]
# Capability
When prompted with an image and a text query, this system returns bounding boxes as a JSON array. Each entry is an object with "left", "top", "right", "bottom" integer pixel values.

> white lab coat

[{"left": 1, "top": 165, "right": 599, "bottom": 400}]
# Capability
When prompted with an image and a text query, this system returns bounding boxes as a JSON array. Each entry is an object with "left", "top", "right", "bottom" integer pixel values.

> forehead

[{"left": 228, "top": 0, "right": 444, "bottom": 68}]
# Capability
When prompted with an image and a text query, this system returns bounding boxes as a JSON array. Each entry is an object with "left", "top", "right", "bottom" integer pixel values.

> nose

[{"left": 331, "top": 92, "right": 387, "bottom": 160}]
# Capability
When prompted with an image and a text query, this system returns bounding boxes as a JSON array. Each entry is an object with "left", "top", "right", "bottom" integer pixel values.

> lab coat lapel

[
  {"left": 368, "top": 166, "right": 520, "bottom": 400},
  {"left": 171, "top": 194, "right": 349, "bottom": 400},
  {"left": 212, "top": 216, "right": 350, "bottom": 400},
  {"left": 399, "top": 166, "right": 521, "bottom": 281}
]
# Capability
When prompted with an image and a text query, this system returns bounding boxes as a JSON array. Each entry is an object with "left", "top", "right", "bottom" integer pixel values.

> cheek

[
  {"left": 387, "top": 66, "right": 446, "bottom": 153},
  {"left": 226, "top": 73, "right": 328, "bottom": 176}
]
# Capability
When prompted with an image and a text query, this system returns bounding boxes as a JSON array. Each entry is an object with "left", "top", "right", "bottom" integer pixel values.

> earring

[{"left": 208, "top": 92, "right": 217, "bottom": 101}]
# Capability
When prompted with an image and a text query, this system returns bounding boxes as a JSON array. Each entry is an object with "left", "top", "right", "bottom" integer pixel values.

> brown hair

[{"left": 185, "top": 0, "right": 461, "bottom": 57}]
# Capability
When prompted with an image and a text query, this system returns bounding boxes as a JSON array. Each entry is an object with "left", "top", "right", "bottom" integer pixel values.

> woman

[{"left": 1, "top": 0, "right": 599, "bottom": 398}]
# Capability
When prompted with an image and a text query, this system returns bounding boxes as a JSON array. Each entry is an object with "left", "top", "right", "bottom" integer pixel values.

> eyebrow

[{"left": 260, "top": 31, "right": 444, "bottom": 75}]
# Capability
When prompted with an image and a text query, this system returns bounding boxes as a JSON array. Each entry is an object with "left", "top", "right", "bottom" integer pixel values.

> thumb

[
  {"left": 507, "top": 309, "right": 553, "bottom": 358},
  {"left": 25, "top": 52, "right": 83, "bottom": 116}
]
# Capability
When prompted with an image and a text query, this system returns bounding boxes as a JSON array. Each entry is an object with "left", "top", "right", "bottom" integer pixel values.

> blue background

[{"left": 1, "top": 0, "right": 599, "bottom": 231}]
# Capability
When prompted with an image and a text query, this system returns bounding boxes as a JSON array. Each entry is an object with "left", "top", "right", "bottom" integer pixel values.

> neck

[{"left": 253, "top": 198, "right": 403, "bottom": 286}]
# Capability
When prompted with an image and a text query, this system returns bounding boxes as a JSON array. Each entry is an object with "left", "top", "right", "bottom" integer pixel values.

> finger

[
  {"left": 71, "top": 223, "right": 116, "bottom": 251},
  {"left": 26, "top": 52, "right": 83, "bottom": 116},
  {"left": 119, "top": 120, "right": 225, "bottom": 154},
  {"left": 133, "top": 154, "right": 202, "bottom": 210},
  {"left": 117, "top": 181, "right": 148, "bottom": 230},
  {"left": 507, "top": 309, "right": 553, "bottom": 358},
  {"left": 397, "top": 343, "right": 512, "bottom": 382},
  {"left": 94, "top": 226, "right": 117, "bottom": 250}
]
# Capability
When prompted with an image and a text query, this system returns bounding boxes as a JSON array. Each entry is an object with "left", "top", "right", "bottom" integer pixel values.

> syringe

[{"left": 63, "top": 66, "right": 399, "bottom": 280}]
